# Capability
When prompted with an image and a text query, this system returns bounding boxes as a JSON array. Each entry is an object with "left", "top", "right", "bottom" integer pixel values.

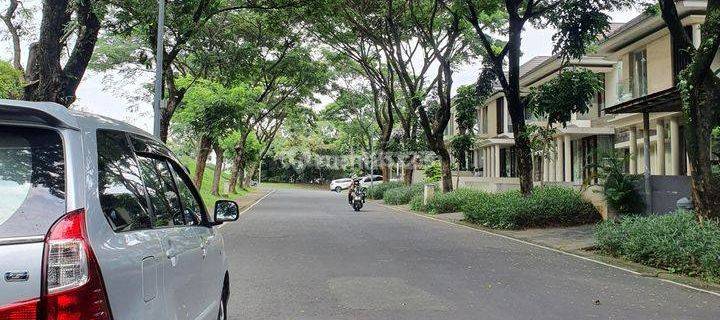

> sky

[{"left": 1, "top": 7, "right": 640, "bottom": 134}]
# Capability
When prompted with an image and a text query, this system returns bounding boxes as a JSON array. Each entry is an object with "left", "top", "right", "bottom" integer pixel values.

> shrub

[
  {"left": 463, "top": 186, "right": 600, "bottom": 229},
  {"left": 595, "top": 151, "right": 643, "bottom": 215},
  {"left": 409, "top": 194, "right": 426, "bottom": 212},
  {"left": 530, "top": 186, "right": 599, "bottom": 226},
  {"left": 596, "top": 211, "right": 720, "bottom": 279},
  {"left": 426, "top": 188, "right": 488, "bottom": 214},
  {"left": 424, "top": 161, "right": 442, "bottom": 183},
  {"left": 0, "top": 61, "right": 23, "bottom": 99},
  {"left": 383, "top": 184, "right": 423, "bottom": 205},
  {"left": 366, "top": 181, "right": 403, "bottom": 200}
]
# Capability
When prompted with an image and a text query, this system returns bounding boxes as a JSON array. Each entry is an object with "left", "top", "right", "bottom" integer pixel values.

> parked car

[
  {"left": 359, "top": 175, "right": 384, "bottom": 188},
  {"left": 330, "top": 178, "right": 353, "bottom": 192},
  {"left": 0, "top": 100, "right": 239, "bottom": 320}
]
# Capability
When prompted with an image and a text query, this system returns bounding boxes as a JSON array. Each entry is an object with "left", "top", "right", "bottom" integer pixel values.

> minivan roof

[{"left": 0, "top": 99, "right": 153, "bottom": 138}]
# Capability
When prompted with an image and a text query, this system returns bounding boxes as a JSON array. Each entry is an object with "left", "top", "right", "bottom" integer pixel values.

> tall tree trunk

[
  {"left": 158, "top": 71, "right": 186, "bottom": 142},
  {"left": 226, "top": 152, "right": 245, "bottom": 195},
  {"left": 658, "top": 0, "right": 720, "bottom": 220},
  {"left": 210, "top": 143, "right": 224, "bottom": 196},
  {"left": 23, "top": 0, "right": 101, "bottom": 106},
  {"left": 228, "top": 143, "right": 246, "bottom": 194},
  {"left": 506, "top": 17, "right": 533, "bottom": 196},
  {"left": 243, "top": 163, "right": 256, "bottom": 187},
  {"left": 438, "top": 144, "right": 454, "bottom": 192},
  {"left": 379, "top": 149, "right": 390, "bottom": 182},
  {"left": 193, "top": 135, "right": 212, "bottom": 189}
]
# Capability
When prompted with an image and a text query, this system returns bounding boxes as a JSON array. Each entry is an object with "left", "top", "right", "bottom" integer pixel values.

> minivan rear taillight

[
  {"left": 41, "top": 209, "right": 113, "bottom": 320},
  {"left": 0, "top": 298, "right": 39, "bottom": 319}
]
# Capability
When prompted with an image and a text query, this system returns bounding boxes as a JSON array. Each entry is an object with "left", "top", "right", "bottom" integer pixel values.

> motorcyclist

[{"left": 348, "top": 178, "right": 361, "bottom": 205}]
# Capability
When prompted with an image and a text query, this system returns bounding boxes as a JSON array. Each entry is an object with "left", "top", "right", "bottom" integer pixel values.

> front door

[
  {"left": 136, "top": 155, "right": 206, "bottom": 320},
  {"left": 169, "top": 161, "right": 222, "bottom": 320}
]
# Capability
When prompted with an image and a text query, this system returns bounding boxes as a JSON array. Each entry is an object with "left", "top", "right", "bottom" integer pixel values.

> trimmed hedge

[
  {"left": 383, "top": 184, "right": 424, "bottom": 205},
  {"left": 425, "top": 188, "right": 488, "bottom": 214},
  {"left": 462, "top": 186, "right": 599, "bottom": 229},
  {"left": 366, "top": 181, "right": 404, "bottom": 200},
  {"left": 596, "top": 211, "right": 720, "bottom": 279}
]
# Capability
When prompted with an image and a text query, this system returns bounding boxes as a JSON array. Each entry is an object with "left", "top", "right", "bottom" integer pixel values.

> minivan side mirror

[{"left": 214, "top": 200, "right": 239, "bottom": 224}]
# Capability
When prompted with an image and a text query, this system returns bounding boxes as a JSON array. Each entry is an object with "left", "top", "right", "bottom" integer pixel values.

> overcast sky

[{"left": 1, "top": 7, "right": 639, "bottom": 134}]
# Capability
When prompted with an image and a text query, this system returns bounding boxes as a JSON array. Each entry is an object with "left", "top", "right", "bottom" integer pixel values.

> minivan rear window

[{"left": 0, "top": 126, "right": 65, "bottom": 238}]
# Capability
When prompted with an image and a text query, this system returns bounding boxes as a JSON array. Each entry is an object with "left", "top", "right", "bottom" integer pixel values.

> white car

[
  {"left": 0, "top": 100, "right": 238, "bottom": 320},
  {"left": 359, "top": 175, "right": 384, "bottom": 188},
  {"left": 330, "top": 178, "right": 353, "bottom": 192}
]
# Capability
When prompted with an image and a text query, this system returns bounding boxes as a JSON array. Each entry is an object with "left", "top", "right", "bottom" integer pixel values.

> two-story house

[
  {"left": 600, "top": 1, "right": 718, "bottom": 177},
  {"left": 453, "top": 1, "right": 718, "bottom": 212},
  {"left": 472, "top": 54, "right": 616, "bottom": 184}
]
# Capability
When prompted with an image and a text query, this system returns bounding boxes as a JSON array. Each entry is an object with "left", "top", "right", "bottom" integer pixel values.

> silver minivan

[{"left": 0, "top": 100, "right": 238, "bottom": 320}]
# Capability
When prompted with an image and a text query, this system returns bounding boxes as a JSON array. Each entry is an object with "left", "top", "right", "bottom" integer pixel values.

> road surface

[{"left": 220, "top": 188, "right": 720, "bottom": 319}]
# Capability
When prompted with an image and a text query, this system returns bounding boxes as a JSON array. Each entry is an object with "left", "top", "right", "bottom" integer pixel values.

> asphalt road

[{"left": 221, "top": 188, "right": 720, "bottom": 319}]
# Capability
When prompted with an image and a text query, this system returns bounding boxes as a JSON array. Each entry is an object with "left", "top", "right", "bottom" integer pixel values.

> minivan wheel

[{"left": 334, "top": 186, "right": 341, "bottom": 193}]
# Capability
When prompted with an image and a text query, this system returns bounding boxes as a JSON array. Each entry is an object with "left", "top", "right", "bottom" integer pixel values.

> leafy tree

[
  {"left": 0, "top": 60, "right": 23, "bottom": 99},
  {"left": 526, "top": 69, "right": 603, "bottom": 126},
  {"left": 174, "top": 79, "right": 252, "bottom": 190},
  {"left": 452, "top": 84, "right": 480, "bottom": 170},
  {"left": 321, "top": 86, "right": 379, "bottom": 173},
  {"left": 655, "top": 0, "right": 720, "bottom": 220},
  {"left": 457, "top": 0, "right": 633, "bottom": 195},
  {"left": 331, "top": 0, "right": 473, "bottom": 192},
  {"left": 101, "top": 0, "right": 303, "bottom": 141},
  {"left": 306, "top": 11, "right": 398, "bottom": 182}
]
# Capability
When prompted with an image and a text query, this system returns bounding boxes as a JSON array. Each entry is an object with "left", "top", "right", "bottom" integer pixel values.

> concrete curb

[{"left": 370, "top": 200, "right": 720, "bottom": 298}]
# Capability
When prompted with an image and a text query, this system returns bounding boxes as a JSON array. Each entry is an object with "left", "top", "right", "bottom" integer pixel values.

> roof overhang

[
  {"left": 520, "top": 56, "right": 617, "bottom": 87},
  {"left": 598, "top": 1, "right": 707, "bottom": 55},
  {"left": 558, "top": 126, "right": 615, "bottom": 138},
  {"left": 604, "top": 88, "right": 682, "bottom": 114},
  {"left": 476, "top": 137, "right": 515, "bottom": 147}
]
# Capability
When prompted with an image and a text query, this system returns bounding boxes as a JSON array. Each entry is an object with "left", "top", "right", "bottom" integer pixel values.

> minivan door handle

[{"left": 165, "top": 240, "right": 179, "bottom": 265}]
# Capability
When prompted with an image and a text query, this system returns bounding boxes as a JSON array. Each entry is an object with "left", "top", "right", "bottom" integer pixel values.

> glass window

[
  {"left": 496, "top": 98, "right": 505, "bottom": 134},
  {"left": 97, "top": 130, "right": 151, "bottom": 232},
  {"left": 169, "top": 163, "right": 205, "bottom": 225},
  {"left": 0, "top": 126, "right": 65, "bottom": 238},
  {"left": 137, "top": 156, "right": 184, "bottom": 227},
  {"left": 630, "top": 49, "right": 648, "bottom": 98}
]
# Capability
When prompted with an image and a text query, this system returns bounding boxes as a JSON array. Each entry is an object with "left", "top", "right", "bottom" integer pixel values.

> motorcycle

[{"left": 351, "top": 187, "right": 365, "bottom": 211}]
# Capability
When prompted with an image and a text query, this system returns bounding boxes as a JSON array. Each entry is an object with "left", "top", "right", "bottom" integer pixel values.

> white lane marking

[
  {"left": 373, "top": 202, "right": 720, "bottom": 298},
  {"left": 218, "top": 190, "right": 275, "bottom": 229}
]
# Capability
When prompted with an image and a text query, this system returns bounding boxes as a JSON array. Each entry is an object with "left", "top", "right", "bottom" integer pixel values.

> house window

[
  {"left": 629, "top": 49, "right": 648, "bottom": 98},
  {"left": 499, "top": 147, "right": 516, "bottom": 177},
  {"left": 496, "top": 98, "right": 504, "bottom": 135},
  {"left": 597, "top": 74, "right": 606, "bottom": 117},
  {"left": 482, "top": 106, "right": 489, "bottom": 134}
]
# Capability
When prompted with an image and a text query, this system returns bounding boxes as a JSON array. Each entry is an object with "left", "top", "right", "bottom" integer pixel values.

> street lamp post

[{"left": 152, "top": 0, "right": 166, "bottom": 138}]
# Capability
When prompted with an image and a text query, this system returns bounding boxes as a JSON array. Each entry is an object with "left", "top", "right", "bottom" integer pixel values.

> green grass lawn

[{"left": 183, "top": 159, "right": 250, "bottom": 207}]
